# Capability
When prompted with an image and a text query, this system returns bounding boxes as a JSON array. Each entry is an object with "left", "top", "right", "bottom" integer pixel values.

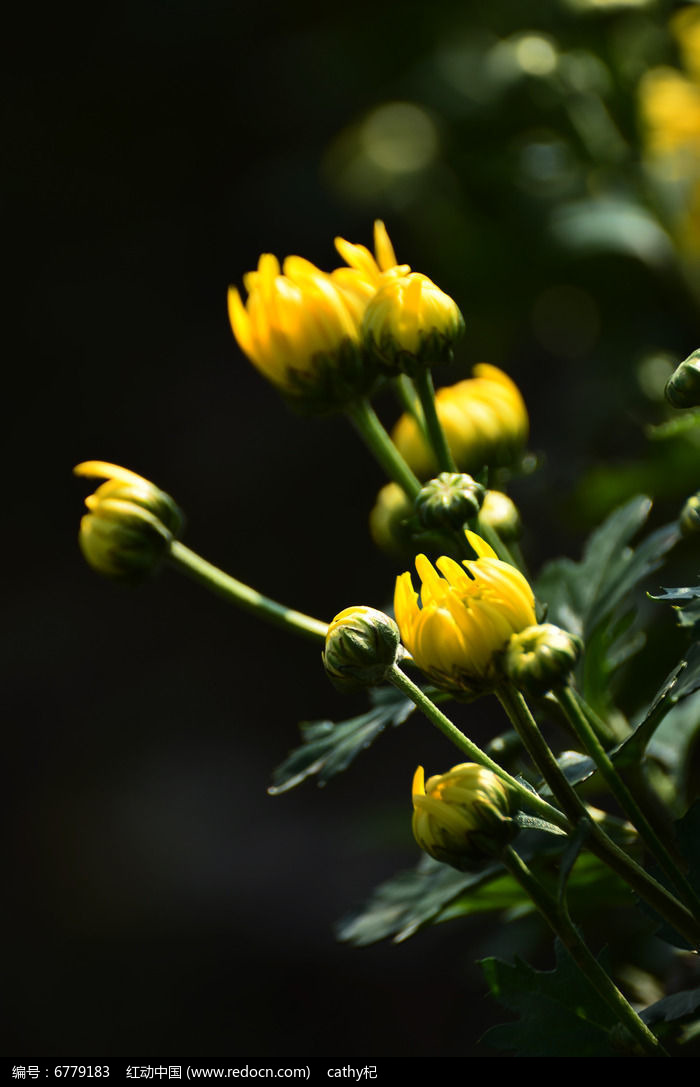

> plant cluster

[{"left": 74, "top": 217, "right": 700, "bottom": 1057}]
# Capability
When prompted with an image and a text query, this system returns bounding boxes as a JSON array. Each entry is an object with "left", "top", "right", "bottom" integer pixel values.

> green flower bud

[
  {"left": 480, "top": 490, "right": 522, "bottom": 542},
  {"left": 415, "top": 472, "right": 485, "bottom": 532},
  {"left": 665, "top": 348, "right": 700, "bottom": 408},
  {"left": 501, "top": 623, "right": 582, "bottom": 696},
  {"left": 412, "top": 763, "right": 516, "bottom": 869},
  {"left": 680, "top": 492, "right": 700, "bottom": 536},
  {"left": 74, "top": 461, "right": 184, "bottom": 583},
  {"left": 363, "top": 273, "right": 465, "bottom": 377},
  {"left": 323, "top": 606, "right": 400, "bottom": 692}
]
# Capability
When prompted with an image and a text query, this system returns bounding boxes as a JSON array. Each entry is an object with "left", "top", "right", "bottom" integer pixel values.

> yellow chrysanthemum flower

[
  {"left": 74, "top": 461, "right": 183, "bottom": 582},
  {"left": 673, "top": 5, "right": 700, "bottom": 84},
  {"left": 228, "top": 221, "right": 410, "bottom": 410},
  {"left": 331, "top": 219, "right": 410, "bottom": 320},
  {"left": 228, "top": 252, "right": 372, "bottom": 410},
  {"left": 638, "top": 67, "right": 700, "bottom": 160},
  {"left": 394, "top": 531, "right": 536, "bottom": 697},
  {"left": 391, "top": 364, "right": 529, "bottom": 479},
  {"left": 412, "top": 763, "right": 515, "bottom": 868}
]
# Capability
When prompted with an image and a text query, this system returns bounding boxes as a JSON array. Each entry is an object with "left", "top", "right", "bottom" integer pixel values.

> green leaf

[
  {"left": 646, "top": 690, "right": 700, "bottom": 786},
  {"left": 641, "top": 987, "right": 700, "bottom": 1027},
  {"left": 647, "top": 410, "right": 700, "bottom": 441},
  {"left": 536, "top": 498, "right": 679, "bottom": 713},
  {"left": 435, "top": 871, "right": 532, "bottom": 924},
  {"left": 536, "top": 496, "right": 652, "bottom": 636},
  {"left": 550, "top": 196, "right": 674, "bottom": 267},
  {"left": 480, "top": 941, "right": 620, "bottom": 1057},
  {"left": 337, "top": 835, "right": 631, "bottom": 947},
  {"left": 650, "top": 585, "right": 700, "bottom": 636},
  {"left": 268, "top": 685, "right": 414, "bottom": 793},
  {"left": 628, "top": 803, "right": 700, "bottom": 952},
  {"left": 675, "top": 800, "right": 700, "bottom": 892},
  {"left": 557, "top": 821, "right": 590, "bottom": 904},
  {"left": 335, "top": 855, "right": 502, "bottom": 946},
  {"left": 616, "top": 643, "right": 700, "bottom": 762},
  {"left": 441, "top": 852, "right": 630, "bottom": 927}
]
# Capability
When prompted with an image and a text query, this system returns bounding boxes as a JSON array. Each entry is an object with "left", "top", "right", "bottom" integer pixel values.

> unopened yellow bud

[
  {"left": 666, "top": 349, "right": 700, "bottom": 409},
  {"left": 412, "top": 763, "right": 516, "bottom": 868},
  {"left": 369, "top": 482, "right": 414, "bottom": 558},
  {"left": 501, "top": 623, "right": 582, "bottom": 696},
  {"left": 229, "top": 254, "right": 374, "bottom": 413},
  {"left": 391, "top": 365, "right": 528, "bottom": 479},
  {"left": 479, "top": 490, "right": 522, "bottom": 542},
  {"left": 323, "top": 606, "right": 400, "bottom": 692},
  {"left": 74, "top": 461, "right": 183, "bottom": 583},
  {"left": 363, "top": 272, "right": 464, "bottom": 376},
  {"left": 394, "top": 532, "right": 536, "bottom": 698}
]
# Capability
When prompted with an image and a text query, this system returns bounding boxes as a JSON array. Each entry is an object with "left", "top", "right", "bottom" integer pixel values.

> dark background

[{"left": 7, "top": 0, "right": 700, "bottom": 1062}]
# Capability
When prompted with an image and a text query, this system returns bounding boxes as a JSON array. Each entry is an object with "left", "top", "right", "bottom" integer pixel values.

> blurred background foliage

[{"left": 9, "top": 0, "right": 700, "bottom": 1060}]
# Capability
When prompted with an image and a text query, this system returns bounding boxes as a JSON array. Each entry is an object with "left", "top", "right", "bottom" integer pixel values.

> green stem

[
  {"left": 556, "top": 685, "right": 700, "bottom": 919},
  {"left": 394, "top": 374, "right": 426, "bottom": 430},
  {"left": 169, "top": 541, "right": 328, "bottom": 643},
  {"left": 412, "top": 367, "right": 457, "bottom": 473},
  {"left": 497, "top": 686, "right": 585, "bottom": 825},
  {"left": 497, "top": 684, "right": 700, "bottom": 948},
  {"left": 388, "top": 664, "right": 570, "bottom": 831},
  {"left": 346, "top": 398, "right": 421, "bottom": 501},
  {"left": 568, "top": 686, "right": 628, "bottom": 746},
  {"left": 502, "top": 847, "right": 667, "bottom": 1057}
]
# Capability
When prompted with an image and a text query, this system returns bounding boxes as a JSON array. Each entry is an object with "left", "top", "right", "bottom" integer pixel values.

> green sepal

[{"left": 279, "top": 338, "right": 381, "bottom": 414}]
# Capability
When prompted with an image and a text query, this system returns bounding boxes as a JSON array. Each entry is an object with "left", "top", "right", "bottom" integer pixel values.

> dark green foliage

[
  {"left": 336, "top": 855, "right": 503, "bottom": 946},
  {"left": 268, "top": 685, "right": 415, "bottom": 793},
  {"left": 480, "top": 941, "right": 622, "bottom": 1057},
  {"left": 536, "top": 497, "right": 680, "bottom": 714},
  {"left": 616, "top": 643, "right": 700, "bottom": 765},
  {"left": 338, "top": 838, "right": 630, "bottom": 947},
  {"left": 651, "top": 585, "right": 700, "bottom": 636}
]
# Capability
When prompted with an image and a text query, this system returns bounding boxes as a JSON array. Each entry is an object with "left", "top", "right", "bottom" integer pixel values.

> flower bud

[
  {"left": 362, "top": 272, "right": 465, "bottom": 376},
  {"left": 369, "top": 482, "right": 414, "bottom": 558},
  {"left": 501, "top": 623, "right": 582, "bottom": 696},
  {"left": 394, "top": 532, "right": 536, "bottom": 698},
  {"left": 480, "top": 490, "right": 522, "bottom": 543},
  {"left": 74, "top": 461, "right": 183, "bottom": 583},
  {"left": 680, "top": 491, "right": 700, "bottom": 536},
  {"left": 412, "top": 763, "right": 516, "bottom": 868},
  {"left": 391, "top": 365, "right": 528, "bottom": 479},
  {"left": 323, "top": 606, "right": 400, "bottom": 692},
  {"left": 665, "top": 348, "right": 700, "bottom": 408},
  {"left": 229, "top": 254, "right": 376, "bottom": 413},
  {"left": 415, "top": 472, "right": 485, "bottom": 532}
]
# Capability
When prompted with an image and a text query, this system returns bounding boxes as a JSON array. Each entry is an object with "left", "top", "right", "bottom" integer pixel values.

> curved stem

[
  {"left": 502, "top": 847, "right": 667, "bottom": 1057},
  {"left": 497, "top": 684, "right": 700, "bottom": 948},
  {"left": 388, "top": 664, "right": 570, "bottom": 831},
  {"left": 555, "top": 685, "right": 700, "bottom": 919},
  {"left": 412, "top": 367, "right": 457, "bottom": 473},
  {"left": 169, "top": 541, "right": 328, "bottom": 643},
  {"left": 345, "top": 398, "right": 421, "bottom": 501}
]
